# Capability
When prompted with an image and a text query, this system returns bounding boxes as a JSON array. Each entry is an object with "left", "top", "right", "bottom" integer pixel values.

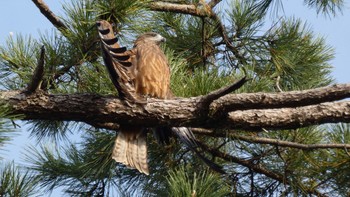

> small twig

[
  {"left": 201, "top": 16, "right": 206, "bottom": 67},
  {"left": 208, "top": 0, "right": 223, "bottom": 8},
  {"left": 86, "top": 121, "right": 120, "bottom": 131},
  {"left": 26, "top": 45, "right": 45, "bottom": 94},
  {"left": 275, "top": 75, "right": 283, "bottom": 92},
  {"left": 200, "top": 76, "right": 248, "bottom": 106},
  {"left": 192, "top": 129, "right": 350, "bottom": 150}
]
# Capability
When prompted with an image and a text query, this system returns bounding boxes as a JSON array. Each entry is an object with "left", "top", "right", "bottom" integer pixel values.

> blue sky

[
  {"left": 0, "top": 0, "right": 349, "bottom": 196},
  {"left": 0, "top": 1, "right": 348, "bottom": 82}
]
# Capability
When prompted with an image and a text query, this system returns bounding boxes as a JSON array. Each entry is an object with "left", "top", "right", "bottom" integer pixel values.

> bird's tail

[{"left": 112, "top": 128, "right": 149, "bottom": 175}]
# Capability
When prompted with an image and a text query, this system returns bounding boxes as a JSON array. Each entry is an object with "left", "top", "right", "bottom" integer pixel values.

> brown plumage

[
  {"left": 96, "top": 20, "right": 142, "bottom": 104},
  {"left": 97, "top": 20, "right": 172, "bottom": 175},
  {"left": 132, "top": 32, "right": 173, "bottom": 99},
  {"left": 97, "top": 20, "right": 225, "bottom": 175}
]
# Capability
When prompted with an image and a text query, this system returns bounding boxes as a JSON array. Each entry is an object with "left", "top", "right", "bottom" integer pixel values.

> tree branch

[
  {"left": 192, "top": 128, "right": 350, "bottom": 150},
  {"left": 31, "top": 0, "right": 68, "bottom": 35},
  {"left": 200, "top": 76, "right": 248, "bottom": 105},
  {"left": 148, "top": 1, "right": 247, "bottom": 66},
  {"left": 26, "top": 45, "right": 45, "bottom": 93},
  {"left": 197, "top": 141, "right": 328, "bottom": 197},
  {"left": 230, "top": 134, "right": 350, "bottom": 150},
  {"left": 1, "top": 83, "right": 350, "bottom": 130},
  {"left": 148, "top": 2, "right": 208, "bottom": 17},
  {"left": 211, "top": 83, "right": 350, "bottom": 118},
  {"left": 227, "top": 101, "right": 350, "bottom": 130},
  {"left": 208, "top": 0, "right": 223, "bottom": 8}
]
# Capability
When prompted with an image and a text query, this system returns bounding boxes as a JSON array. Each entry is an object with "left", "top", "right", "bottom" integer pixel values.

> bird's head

[{"left": 134, "top": 32, "right": 166, "bottom": 46}]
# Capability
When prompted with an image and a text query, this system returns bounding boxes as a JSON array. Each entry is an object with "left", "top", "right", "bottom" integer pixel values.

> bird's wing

[{"left": 96, "top": 20, "right": 144, "bottom": 104}]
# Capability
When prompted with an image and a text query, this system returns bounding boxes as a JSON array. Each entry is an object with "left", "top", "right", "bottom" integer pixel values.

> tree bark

[{"left": 1, "top": 83, "right": 350, "bottom": 131}]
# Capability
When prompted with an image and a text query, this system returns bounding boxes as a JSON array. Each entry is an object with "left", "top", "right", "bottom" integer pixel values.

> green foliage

[
  {"left": 166, "top": 166, "right": 230, "bottom": 197},
  {"left": 150, "top": 12, "right": 219, "bottom": 69},
  {"left": 167, "top": 48, "right": 240, "bottom": 97},
  {"left": 267, "top": 18, "right": 334, "bottom": 89},
  {"left": 73, "top": 62, "right": 116, "bottom": 94},
  {"left": 228, "top": 0, "right": 266, "bottom": 37},
  {"left": 27, "top": 120, "right": 78, "bottom": 142},
  {"left": 0, "top": 0, "right": 346, "bottom": 196},
  {"left": 0, "top": 35, "right": 40, "bottom": 89},
  {"left": 0, "top": 104, "right": 19, "bottom": 154},
  {"left": 95, "top": 0, "right": 149, "bottom": 31},
  {"left": 304, "top": 0, "right": 344, "bottom": 16},
  {"left": 0, "top": 162, "right": 39, "bottom": 197},
  {"left": 25, "top": 129, "right": 121, "bottom": 196},
  {"left": 61, "top": 0, "right": 98, "bottom": 57},
  {"left": 324, "top": 124, "right": 350, "bottom": 195}
]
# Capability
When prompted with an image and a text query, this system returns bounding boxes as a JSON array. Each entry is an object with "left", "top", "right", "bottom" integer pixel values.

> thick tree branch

[
  {"left": 1, "top": 84, "right": 350, "bottom": 130},
  {"left": 1, "top": 90, "right": 200, "bottom": 127},
  {"left": 227, "top": 101, "right": 350, "bottom": 130},
  {"left": 211, "top": 83, "right": 350, "bottom": 118}
]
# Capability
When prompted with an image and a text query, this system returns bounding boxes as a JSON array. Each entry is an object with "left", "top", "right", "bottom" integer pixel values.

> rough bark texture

[
  {"left": 227, "top": 101, "right": 350, "bottom": 130},
  {"left": 1, "top": 83, "right": 350, "bottom": 131}
]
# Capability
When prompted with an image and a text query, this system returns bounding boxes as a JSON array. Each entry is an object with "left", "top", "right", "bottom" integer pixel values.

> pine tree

[{"left": 0, "top": 0, "right": 349, "bottom": 196}]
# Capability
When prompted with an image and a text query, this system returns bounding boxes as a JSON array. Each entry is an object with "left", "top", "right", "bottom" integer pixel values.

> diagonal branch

[
  {"left": 197, "top": 141, "right": 328, "bottom": 197},
  {"left": 31, "top": 0, "right": 68, "bottom": 35},
  {"left": 208, "top": 0, "right": 223, "bottom": 8},
  {"left": 230, "top": 134, "right": 350, "bottom": 150},
  {"left": 26, "top": 45, "right": 45, "bottom": 93},
  {"left": 198, "top": 76, "right": 248, "bottom": 110}
]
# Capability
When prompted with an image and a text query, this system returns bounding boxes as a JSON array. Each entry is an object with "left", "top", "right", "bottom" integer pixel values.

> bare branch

[
  {"left": 31, "top": 0, "right": 68, "bottom": 35},
  {"left": 208, "top": 0, "right": 223, "bottom": 8},
  {"left": 198, "top": 76, "right": 248, "bottom": 109},
  {"left": 231, "top": 134, "right": 350, "bottom": 150},
  {"left": 26, "top": 45, "right": 45, "bottom": 93},
  {"left": 148, "top": 2, "right": 208, "bottom": 17},
  {"left": 192, "top": 128, "right": 350, "bottom": 150}
]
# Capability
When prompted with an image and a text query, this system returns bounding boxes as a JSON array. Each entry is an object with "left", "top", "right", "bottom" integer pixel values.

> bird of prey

[
  {"left": 97, "top": 20, "right": 172, "bottom": 175},
  {"left": 97, "top": 20, "right": 223, "bottom": 175}
]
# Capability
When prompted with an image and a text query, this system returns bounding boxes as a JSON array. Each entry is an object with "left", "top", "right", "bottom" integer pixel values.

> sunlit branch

[{"left": 31, "top": 0, "right": 68, "bottom": 35}]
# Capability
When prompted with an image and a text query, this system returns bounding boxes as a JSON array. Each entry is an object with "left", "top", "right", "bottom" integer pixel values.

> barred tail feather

[
  {"left": 137, "top": 132, "right": 149, "bottom": 175},
  {"left": 112, "top": 129, "right": 149, "bottom": 175},
  {"left": 112, "top": 132, "right": 128, "bottom": 164}
]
